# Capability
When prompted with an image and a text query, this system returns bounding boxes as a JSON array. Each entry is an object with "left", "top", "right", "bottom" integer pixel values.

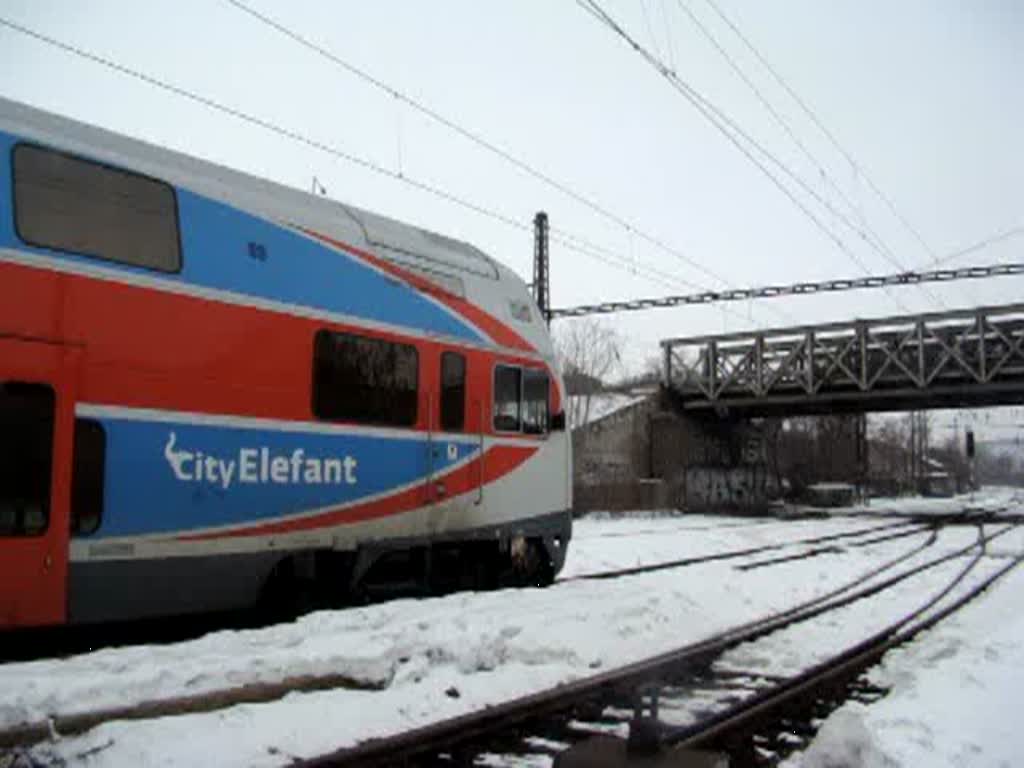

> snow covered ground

[
  {"left": 786, "top": 556, "right": 1024, "bottom": 768},
  {"left": 839, "top": 484, "right": 1024, "bottom": 517},
  {"left": 3, "top": 503, "right": 1022, "bottom": 767}
]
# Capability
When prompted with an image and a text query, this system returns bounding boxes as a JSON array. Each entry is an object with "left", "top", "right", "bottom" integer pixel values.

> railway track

[
  {"left": 0, "top": 516, "right": 1010, "bottom": 766},
  {"left": 2, "top": 519, "right": 927, "bottom": 665},
  {"left": 647, "top": 531, "right": 1020, "bottom": 767},
  {"left": 566, "top": 519, "right": 931, "bottom": 582},
  {"left": 295, "top": 522, "right": 1019, "bottom": 767}
]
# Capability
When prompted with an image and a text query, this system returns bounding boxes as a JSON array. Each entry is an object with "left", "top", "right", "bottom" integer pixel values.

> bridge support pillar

[{"left": 651, "top": 394, "right": 771, "bottom": 514}]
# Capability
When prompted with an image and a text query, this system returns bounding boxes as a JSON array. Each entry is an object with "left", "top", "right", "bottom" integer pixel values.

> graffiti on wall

[{"left": 685, "top": 465, "right": 768, "bottom": 509}]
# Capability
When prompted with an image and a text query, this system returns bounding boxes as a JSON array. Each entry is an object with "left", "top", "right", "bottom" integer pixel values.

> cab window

[
  {"left": 493, "top": 366, "right": 521, "bottom": 432},
  {"left": 493, "top": 365, "right": 550, "bottom": 435},
  {"left": 523, "top": 370, "right": 550, "bottom": 434}
]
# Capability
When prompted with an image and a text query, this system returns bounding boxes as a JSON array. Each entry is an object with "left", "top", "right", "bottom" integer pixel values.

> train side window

[
  {"left": 440, "top": 351, "right": 466, "bottom": 432},
  {"left": 71, "top": 419, "right": 106, "bottom": 536},
  {"left": 12, "top": 143, "right": 182, "bottom": 273},
  {"left": 0, "top": 383, "right": 54, "bottom": 537},
  {"left": 493, "top": 365, "right": 521, "bottom": 432},
  {"left": 313, "top": 330, "right": 419, "bottom": 426},
  {"left": 523, "top": 370, "right": 550, "bottom": 435}
]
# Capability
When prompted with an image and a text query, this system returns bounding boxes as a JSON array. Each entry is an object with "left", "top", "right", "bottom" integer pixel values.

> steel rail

[
  {"left": 666, "top": 533, "right": 1022, "bottom": 759},
  {"left": 0, "top": 520, "right": 1000, "bottom": 757},
  {"left": 0, "top": 522, "right": 929, "bottom": 752},
  {"left": 299, "top": 523, "right": 1010, "bottom": 767},
  {"left": 565, "top": 519, "right": 926, "bottom": 582},
  {"left": 550, "top": 263, "right": 1024, "bottom": 319}
]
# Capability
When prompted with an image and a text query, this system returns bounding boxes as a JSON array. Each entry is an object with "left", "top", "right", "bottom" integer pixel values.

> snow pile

[
  {"left": 785, "top": 565, "right": 1024, "bottom": 768},
  {"left": 795, "top": 708, "right": 896, "bottom": 768},
  {"left": 852, "top": 485, "right": 1024, "bottom": 517},
  {"left": 0, "top": 594, "right": 591, "bottom": 729}
]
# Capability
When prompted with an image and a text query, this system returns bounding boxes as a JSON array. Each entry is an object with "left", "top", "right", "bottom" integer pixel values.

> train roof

[{"left": 0, "top": 96, "right": 528, "bottom": 296}]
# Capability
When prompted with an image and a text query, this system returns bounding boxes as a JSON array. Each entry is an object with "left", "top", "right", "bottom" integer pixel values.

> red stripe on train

[
  {"left": 301, "top": 228, "right": 536, "bottom": 353},
  {"left": 178, "top": 444, "right": 537, "bottom": 541}
]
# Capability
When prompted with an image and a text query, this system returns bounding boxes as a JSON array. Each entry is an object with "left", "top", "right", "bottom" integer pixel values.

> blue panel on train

[
  {"left": 0, "top": 130, "right": 484, "bottom": 344},
  {"left": 91, "top": 416, "right": 480, "bottom": 537},
  {"left": 175, "top": 190, "right": 484, "bottom": 342}
]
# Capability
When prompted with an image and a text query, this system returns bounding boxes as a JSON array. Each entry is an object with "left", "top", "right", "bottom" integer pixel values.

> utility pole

[
  {"left": 908, "top": 411, "right": 916, "bottom": 495},
  {"left": 855, "top": 413, "right": 868, "bottom": 503},
  {"left": 533, "top": 211, "right": 550, "bottom": 326},
  {"left": 966, "top": 428, "right": 976, "bottom": 497}
]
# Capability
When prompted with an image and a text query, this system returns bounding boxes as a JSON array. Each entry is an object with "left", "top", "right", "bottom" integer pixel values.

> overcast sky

[{"left": 2, "top": 1, "right": 1022, "bottom": 437}]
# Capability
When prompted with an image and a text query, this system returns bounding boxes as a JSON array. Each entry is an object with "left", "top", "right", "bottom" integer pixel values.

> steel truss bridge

[{"left": 662, "top": 303, "right": 1024, "bottom": 416}]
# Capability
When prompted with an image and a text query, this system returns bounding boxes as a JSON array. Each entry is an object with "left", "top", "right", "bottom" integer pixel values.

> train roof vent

[
  {"left": 399, "top": 263, "right": 467, "bottom": 299},
  {"left": 357, "top": 211, "right": 500, "bottom": 280}
]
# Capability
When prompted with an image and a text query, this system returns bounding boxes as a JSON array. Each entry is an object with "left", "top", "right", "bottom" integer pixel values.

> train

[{"left": 0, "top": 97, "right": 572, "bottom": 629}]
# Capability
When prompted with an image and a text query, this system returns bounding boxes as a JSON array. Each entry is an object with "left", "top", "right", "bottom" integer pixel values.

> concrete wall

[
  {"left": 572, "top": 395, "right": 657, "bottom": 485},
  {"left": 649, "top": 403, "right": 771, "bottom": 513},
  {"left": 571, "top": 394, "right": 661, "bottom": 514},
  {"left": 571, "top": 389, "right": 772, "bottom": 514}
]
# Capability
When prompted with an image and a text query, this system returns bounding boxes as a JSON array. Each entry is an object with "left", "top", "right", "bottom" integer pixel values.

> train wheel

[
  {"left": 508, "top": 537, "right": 554, "bottom": 588},
  {"left": 259, "top": 559, "right": 316, "bottom": 623}
]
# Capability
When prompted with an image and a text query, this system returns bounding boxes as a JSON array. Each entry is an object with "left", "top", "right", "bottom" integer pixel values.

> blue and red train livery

[{"left": 0, "top": 97, "right": 572, "bottom": 628}]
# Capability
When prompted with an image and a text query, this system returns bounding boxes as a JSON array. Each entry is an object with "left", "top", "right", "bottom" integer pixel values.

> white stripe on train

[
  {"left": 75, "top": 403, "right": 545, "bottom": 447},
  {"left": 0, "top": 246, "right": 551, "bottom": 362}
]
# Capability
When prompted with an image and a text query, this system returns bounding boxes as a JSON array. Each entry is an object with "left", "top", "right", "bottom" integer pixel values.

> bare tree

[
  {"left": 554, "top": 318, "right": 623, "bottom": 429},
  {"left": 614, "top": 354, "right": 663, "bottom": 391},
  {"left": 869, "top": 419, "right": 911, "bottom": 494}
]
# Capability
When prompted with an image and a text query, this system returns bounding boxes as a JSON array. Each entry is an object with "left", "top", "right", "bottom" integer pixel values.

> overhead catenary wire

[
  {"left": 673, "top": 0, "right": 946, "bottom": 309},
  {"left": 225, "top": 0, "right": 803, "bottom": 328},
  {"left": 700, "top": 0, "right": 942, "bottom": 270},
  {"left": 222, "top": 0, "right": 736, "bottom": 291},
  {"left": 1, "top": 12, "right": 805, "bottom": 331},
  {"left": 576, "top": 0, "right": 912, "bottom": 313},
  {"left": 933, "top": 225, "right": 1024, "bottom": 266},
  {"left": 659, "top": 0, "right": 679, "bottom": 70},
  {"left": 554, "top": 225, "right": 1024, "bottom": 319},
  {"left": 550, "top": 260, "right": 1024, "bottom": 318},
  {"left": 0, "top": 14, "right": 729, "bottom": 300},
  {"left": 8, "top": 12, "right": 1010, "bottom": 331}
]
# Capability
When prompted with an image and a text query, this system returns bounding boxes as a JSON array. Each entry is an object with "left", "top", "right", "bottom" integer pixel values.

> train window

[
  {"left": 12, "top": 144, "right": 181, "bottom": 273},
  {"left": 0, "top": 383, "right": 54, "bottom": 537},
  {"left": 313, "top": 330, "right": 419, "bottom": 426},
  {"left": 71, "top": 419, "right": 106, "bottom": 536},
  {"left": 494, "top": 365, "right": 521, "bottom": 432},
  {"left": 523, "top": 370, "right": 550, "bottom": 435},
  {"left": 440, "top": 352, "right": 466, "bottom": 432}
]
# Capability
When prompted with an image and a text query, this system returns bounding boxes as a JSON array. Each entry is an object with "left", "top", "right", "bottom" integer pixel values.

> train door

[
  {"left": 426, "top": 349, "right": 476, "bottom": 531},
  {"left": 0, "top": 337, "right": 75, "bottom": 628}
]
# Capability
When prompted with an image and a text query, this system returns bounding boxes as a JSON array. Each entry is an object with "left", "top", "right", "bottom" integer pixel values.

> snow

[
  {"left": 568, "top": 392, "right": 647, "bottom": 427},
  {"left": 794, "top": 709, "right": 895, "bottom": 768},
  {"left": 840, "top": 485, "right": 1024, "bottom": 517},
  {"left": 714, "top": 531, "right": 1009, "bottom": 680},
  {"left": 785, "top": 563, "right": 1024, "bottom": 768},
  {"left": 3, "top": 508, "right": 1022, "bottom": 767},
  {"left": 807, "top": 482, "right": 856, "bottom": 492}
]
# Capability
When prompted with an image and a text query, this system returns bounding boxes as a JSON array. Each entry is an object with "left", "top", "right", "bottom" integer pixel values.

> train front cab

[{"left": 0, "top": 337, "right": 78, "bottom": 629}]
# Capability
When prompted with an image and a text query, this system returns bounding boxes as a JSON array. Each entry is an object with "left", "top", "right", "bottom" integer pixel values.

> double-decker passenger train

[{"left": 0, "top": 97, "right": 571, "bottom": 629}]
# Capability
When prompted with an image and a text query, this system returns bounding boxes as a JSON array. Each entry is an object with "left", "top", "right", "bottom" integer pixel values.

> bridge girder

[{"left": 662, "top": 303, "right": 1024, "bottom": 417}]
